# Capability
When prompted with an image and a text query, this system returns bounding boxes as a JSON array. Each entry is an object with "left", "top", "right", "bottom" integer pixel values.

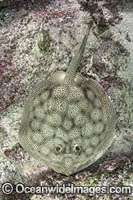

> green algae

[{"left": 37, "top": 30, "right": 52, "bottom": 54}]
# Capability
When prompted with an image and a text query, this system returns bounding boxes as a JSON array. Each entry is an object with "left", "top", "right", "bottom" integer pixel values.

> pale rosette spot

[
  {"left": 40, "top": 90, "right": 49, "bottom": 102},
  {"left": 63, "top": 119, "right": 73, "bottom": 131},
  {"left": 69, "top": 128, "right": 81, "bottom": 139},
  {"left": 82, "top": 138, "right": 90, "bottom": 147},
  {"left": 67, "top": 104, "right": 80, "bottom": 118},
  {"left": 74, "top": 114, "right": 87, "bottom": 126},
  {"left": 94, "top": 122, "right": 104, "bottom": 134},
  {"left": 30, "top": 120, "right": 41, "bottom": 131},
  {"left": 86, "top": 147, "right": 93, "bottom": 155},
  {"left": 46, "top": 99, "right": 67, "bottom": 115},
  {"left": 32, "top": 131, "right": 43, "bottom": 143},
  {"left": 91, "top": 136, "right": 99, "bottom": 146},
  {"left": 86, "top": 89, "right": 95, "bottom": 101},
  {"left": 56, "top": 128, "right": 69, "bottom": 142},
  {"left": 94, "top": 98, "right": 102, "bottom": 108},
  {"left": 47, "top": 113, "right": 62, "bottom": 126},
  {"left": 55, "top": 99, "right": 67, "bottom": 114},
  {"left": 91, "top": 108, "right": 101, "bottom": 121},
  {"left": 82, "top": 122, "right": 94, "bottom": 137},
  {"left": 52, "top": 86, "right": 68, "bottom": 98},
  {"left": 79, "top": 99, "right": 93, "bottom": 114},
  {"left": 35, "top": 106, "right": 44, "bottom": 119},
  {"left": 41, "top": 124, "right": 54, "bottom": 138},
  {"left": 46, "top": 99, "right": 55, "bottom": 113},
  {"left": 68, "top": 86, "right": 84, "bottom": 101}
]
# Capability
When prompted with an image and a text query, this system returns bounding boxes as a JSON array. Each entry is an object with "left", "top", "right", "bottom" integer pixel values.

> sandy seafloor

[{"left": 0, "top": 0, "right": 133, "bottom": 200}]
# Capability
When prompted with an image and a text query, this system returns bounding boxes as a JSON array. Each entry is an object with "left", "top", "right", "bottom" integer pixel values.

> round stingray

[{"left": 19, "top": 71, "right": 116, "bottom": 175}]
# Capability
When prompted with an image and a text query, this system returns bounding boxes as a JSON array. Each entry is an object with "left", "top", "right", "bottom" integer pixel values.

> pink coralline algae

[{"left": 0, "top": 43, "right": 25, "bottom": 112}]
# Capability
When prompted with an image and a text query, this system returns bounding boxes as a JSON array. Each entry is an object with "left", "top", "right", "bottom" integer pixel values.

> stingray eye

[
  {"left": 73, "top": 144, "right": 81, "bottom": 155},
  {"left": 55, "top": 144, "right": 64, "bottom": 154}
]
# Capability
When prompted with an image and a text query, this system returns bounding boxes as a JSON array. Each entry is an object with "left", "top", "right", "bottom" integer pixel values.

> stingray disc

[{"left": 19, "top": 71, "right": 116, "bottom": 175}]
